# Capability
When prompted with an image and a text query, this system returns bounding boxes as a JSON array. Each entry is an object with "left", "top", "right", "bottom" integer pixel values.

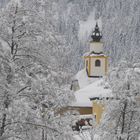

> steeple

[
  {"left": 91, "top": 22, "right": 102, "bottom": 42},
  {"left": 84, "top": 22, "right": 108, "bottom": 78}
]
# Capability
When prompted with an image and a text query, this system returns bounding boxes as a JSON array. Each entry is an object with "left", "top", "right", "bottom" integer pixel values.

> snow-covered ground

[
  {"left": 74, "top": 132, "right": 92, "bottom": 140},
  {"left": 73, "top": 131, "right": 100, "bottom": 140}
]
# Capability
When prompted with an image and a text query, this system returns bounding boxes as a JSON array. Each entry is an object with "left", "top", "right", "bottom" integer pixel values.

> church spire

[{"left": 91, "top": 22, "right": 102, "bottom": 42}]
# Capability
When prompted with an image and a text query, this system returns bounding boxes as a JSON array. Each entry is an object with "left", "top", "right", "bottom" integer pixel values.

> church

[
  {"left": 84, "top": 23, "right": 108, "bottom": 78},
  {"left": 70, "top": 23, "right": 112, "bottom": 124}
]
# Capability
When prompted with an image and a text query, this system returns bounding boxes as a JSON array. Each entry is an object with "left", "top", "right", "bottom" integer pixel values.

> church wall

[
  {"left": 92, "top": 100, "right": 104, "bottom": 124},
  {"left": 77, "top": 107, "right": 92, "bottom": 115},
  {"left": 90, "top": 57, "right": 106, "bottom": 76},
  {"left": 57, "top": 106, "right": 92, "bottom": 115},
  {"left": 90, "top": 42, "right": 103, "bottom": 53}
]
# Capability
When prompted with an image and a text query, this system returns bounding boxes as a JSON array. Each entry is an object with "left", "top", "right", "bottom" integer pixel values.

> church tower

[{"left": 84, "top": 23, "right": 108, "bottom": 77}]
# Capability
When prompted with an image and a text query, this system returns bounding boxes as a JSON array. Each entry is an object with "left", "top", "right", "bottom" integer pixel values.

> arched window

[{"left": 95, "top": 59, "right": 101, "bottom": 67}]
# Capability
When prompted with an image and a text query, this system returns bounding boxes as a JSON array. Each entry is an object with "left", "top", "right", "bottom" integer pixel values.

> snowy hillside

[{"left": 79, "top": 9, "right": 101, "bottom": 40}]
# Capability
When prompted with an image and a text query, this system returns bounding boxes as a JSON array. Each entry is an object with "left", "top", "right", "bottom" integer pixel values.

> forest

[{"left": 0, "top": 0, "right": 140, "bottom": 140}]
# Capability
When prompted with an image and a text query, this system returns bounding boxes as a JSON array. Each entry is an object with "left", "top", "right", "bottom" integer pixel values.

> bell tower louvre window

[{"left": 95, "top": 60, "right": 101, "bottom": 67}]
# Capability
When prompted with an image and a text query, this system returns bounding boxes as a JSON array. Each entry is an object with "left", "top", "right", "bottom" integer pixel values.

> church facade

[{"left": 70, "top": 23, "right": 111, "bottom": 125}]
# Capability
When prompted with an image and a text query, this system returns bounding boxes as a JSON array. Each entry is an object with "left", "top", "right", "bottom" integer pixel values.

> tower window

[{"left": 95, "top": 60, "right": 101, "bottom": 67}]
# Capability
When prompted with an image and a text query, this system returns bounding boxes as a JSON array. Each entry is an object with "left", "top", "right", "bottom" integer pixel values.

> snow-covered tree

[
  {"left": 0, "top": 0, "right": 75, "bottom": 139},
  {"left": 98, "top": 62, "right": 140, "bottom": 140},
  {"left": 94, "top": 0, "right": 140, "bottom": 66}
]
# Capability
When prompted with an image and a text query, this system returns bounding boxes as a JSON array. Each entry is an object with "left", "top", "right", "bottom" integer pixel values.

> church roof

[
  {"left": 70, "top": 69, "right": 112, "bottom": 107},
  {"left": 84, "top": 51, "right": 107, "bottom": 57},
  {"left": 91, "top": 23, "right": 102, "bottom": 42}
]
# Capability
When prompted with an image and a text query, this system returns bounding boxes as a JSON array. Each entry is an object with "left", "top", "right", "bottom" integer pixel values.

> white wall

[
  {"left": 90, "top": 42, "right": 103, "bottom": 53},
  {"left": 90, "top": 57, "right": 106, "bottom": 76}
]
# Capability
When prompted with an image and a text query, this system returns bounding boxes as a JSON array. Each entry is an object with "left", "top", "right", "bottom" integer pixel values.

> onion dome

[{"left": 91, "top": 23, "right": 102, "bottom": 42}]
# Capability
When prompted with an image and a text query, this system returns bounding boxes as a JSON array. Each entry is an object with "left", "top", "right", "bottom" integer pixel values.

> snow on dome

[{"left": 71, "top": 79, "right": 112, "bottom": 107}]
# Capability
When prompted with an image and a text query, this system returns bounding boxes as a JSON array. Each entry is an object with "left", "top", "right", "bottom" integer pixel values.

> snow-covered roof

[
  {"left": 84, "top": 51, "right": 107, "bottom": 57},
  {"left": 75, "top": 69, "right": 98, "bottom": 89},
  {"left": 71, "top": 79, "right": 112, "bottom": 107},
  {"left": 71, "top": 69, "right": 112, "bottom": 107}
]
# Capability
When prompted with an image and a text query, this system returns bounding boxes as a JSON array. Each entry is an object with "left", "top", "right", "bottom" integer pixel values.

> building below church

[{"left": 71, "top": 69, "right": 112, "bottom": 123}]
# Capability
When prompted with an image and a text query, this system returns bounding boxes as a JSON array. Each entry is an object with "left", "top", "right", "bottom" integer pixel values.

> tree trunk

[
  {"left": 0, "top": 114, "right": 7, "bottom": 136},
  {"left": 42, "top": 128, "right": 45, "bottom": 140},
  {"left": 127, "top": 111, "right": 134, "bottom": 140},
  {"left": 0, "top": 96, "right": 9, "bottom": 136},
  {"left": 119, "top": 101, "right": 127, "bottom": 140}
]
